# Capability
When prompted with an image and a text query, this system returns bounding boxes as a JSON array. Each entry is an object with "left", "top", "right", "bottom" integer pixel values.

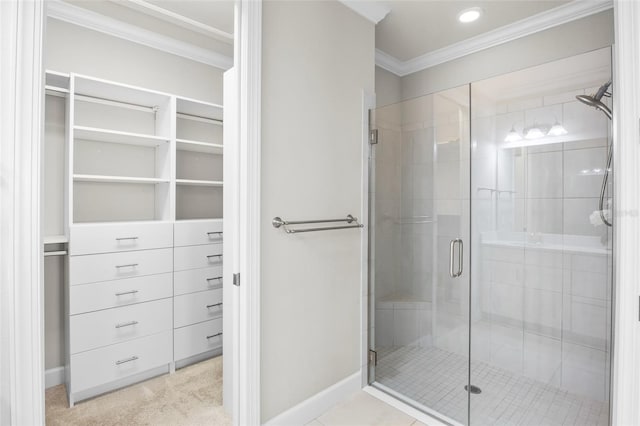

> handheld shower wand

[{"left": 576, "top": 81, "right": 613, "bottom": 227}]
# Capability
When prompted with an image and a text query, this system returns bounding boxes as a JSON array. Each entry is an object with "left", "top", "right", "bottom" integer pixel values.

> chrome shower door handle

[
  {"left": 456, "top": 239, "right": 463, "bottom": 277},
  {"left": 449, "top": 238, "right": 463, "bottom": 278},
  {"left": 449, "top": 239, "right": 456, "bottom": 278}
]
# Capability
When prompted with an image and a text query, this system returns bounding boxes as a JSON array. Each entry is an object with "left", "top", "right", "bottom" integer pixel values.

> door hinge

[
  {"left": 369, "top": 129, "right": 378, "bottom": 145},
  {"left": 233, "top": 273, "right": 240, "bottom": 286},
  {"left": 368, "top": 349, "right": 377, "bottom": 366}
]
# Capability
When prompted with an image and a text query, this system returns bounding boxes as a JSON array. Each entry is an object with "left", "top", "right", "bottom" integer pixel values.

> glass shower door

[
  {"left": 469, "top": 48, "right": 613, "bottom": 426},
  {"left": 369, "top": 85, "right": 471, "bottom": 425}
]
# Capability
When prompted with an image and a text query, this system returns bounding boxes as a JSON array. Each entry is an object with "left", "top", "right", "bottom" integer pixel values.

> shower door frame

[{"left": 365, "top": 85, "right": 473, "bottom": 426}]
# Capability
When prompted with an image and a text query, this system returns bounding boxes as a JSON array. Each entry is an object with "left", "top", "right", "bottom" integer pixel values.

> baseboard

[
  {"left": 265, "top": 371, "right": 361, "bottom": 426},
  {"left": 45, "top": 366, "right": 65, "bottom": 389},
  {"left": 175, "top": 347, "right": 222, "bottom": 370},
  {"left": 71, "top": 364, "right": 170, "bottom": 406}
]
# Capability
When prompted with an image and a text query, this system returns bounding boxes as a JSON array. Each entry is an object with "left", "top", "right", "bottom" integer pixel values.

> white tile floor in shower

[{"left": 375, "top": 346, "right": 609, "bottom": 426}]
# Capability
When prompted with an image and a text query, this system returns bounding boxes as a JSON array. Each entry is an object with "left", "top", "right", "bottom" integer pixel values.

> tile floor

[
  {"left": 306, "top": 391, "right": 427, "bottom": 426},
  {"left": 375, "top": 345, "right": 609, "bottom": 426}
]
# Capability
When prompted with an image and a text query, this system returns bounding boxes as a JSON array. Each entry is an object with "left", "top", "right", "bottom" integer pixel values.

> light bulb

[
  {"left": 525, "top": 127, "right": 545, "bottom": 139},
  {"left": 504, "top": 126, "right": 521, "bottom": 143},
  {"left": 547, "top": 122, "right": 568, "bottom": 136}
]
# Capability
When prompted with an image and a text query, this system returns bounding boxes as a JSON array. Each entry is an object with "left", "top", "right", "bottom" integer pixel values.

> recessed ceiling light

[{"left": 458, "top": 7, "right": 482, "bottom": 23}]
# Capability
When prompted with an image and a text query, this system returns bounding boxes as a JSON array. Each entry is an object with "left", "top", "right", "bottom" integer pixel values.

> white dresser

[
  {"left": 67, "top": 222, "right": 174, "bottom": 406},
  {"left": 173, "top": 220, "right": 224, "bottom": 364}
]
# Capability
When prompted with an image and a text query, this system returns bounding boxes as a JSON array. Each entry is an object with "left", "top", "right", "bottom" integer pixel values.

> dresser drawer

[
  {"left": 70, "top": 298, "right": 172, "bottom": 354},
  {"left": 174, "top": 267, "right": 222, "bottom": 296},
  {"left": 70, "top": 331, "right": 172, "bottom": 393},
  {"left": 174, "top": 244, "right": 222, "bottom": 272},
  {"left": 174, "top": 220, "right": 223, "bottom": 247},
  {"left": 70, "top": 273, "right": 173, "bottom": 315},
  {"left": 69, "top": 248, "right": 173, "bottom": 285},
  {"left": 174, "top": 289, "right": 222, "bottom": 328},
  {"left": 174, "top": 318, "right": 222, "bottom": 361},
  {"left": 70, "top": 222, "right": 173, "bottom": 256}
]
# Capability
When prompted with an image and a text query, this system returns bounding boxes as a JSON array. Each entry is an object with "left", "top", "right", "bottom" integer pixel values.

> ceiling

[
  {"left": 55, "top": 0, "right": 600, "bottom": 75},
  {"left": 375, "top": 0, "right": 571, "bottom": 62}
]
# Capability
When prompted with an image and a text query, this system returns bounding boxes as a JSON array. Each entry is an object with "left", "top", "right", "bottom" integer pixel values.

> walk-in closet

[{"left": 41, "top": 1, "right": 233, "bottom": 423}]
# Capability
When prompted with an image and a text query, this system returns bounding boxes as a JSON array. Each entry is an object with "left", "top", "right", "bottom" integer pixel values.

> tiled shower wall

[{"left": 471, "top": 84, "right": 612, "bottom": 402}]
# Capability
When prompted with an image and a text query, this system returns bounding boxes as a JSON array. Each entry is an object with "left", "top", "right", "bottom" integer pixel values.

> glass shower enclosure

[{"left": 368, "top": 48, "right": 613, "bottom": 426}]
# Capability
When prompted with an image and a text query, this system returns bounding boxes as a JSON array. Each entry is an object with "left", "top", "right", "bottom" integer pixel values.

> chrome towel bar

[{"left": 272, "top": 214, "right": 364, "bottom": 234}]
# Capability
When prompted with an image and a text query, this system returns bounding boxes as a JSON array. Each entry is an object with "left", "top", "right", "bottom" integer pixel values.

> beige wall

[
  {"left": 45, "top": 18, "right": 225, "bottom": 104},
  {"left": 399, "top": 10, "right": 614, "bottom": 101},
  {"left": 260, "top": 1, "right": 374, "bottom": 421},
  {"left": 375, "top": 66, "right": 402, "bottom": 107}
]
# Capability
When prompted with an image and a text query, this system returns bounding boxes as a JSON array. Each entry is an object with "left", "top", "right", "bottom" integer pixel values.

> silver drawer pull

[
  {"left": 115, "top": 356, "right": 139, "bottom": 365},
  {"left": 115, "top": 263, "right": 138, "bottom": 269},
  {"left": 115, "top": 290, "right": 139, "bottom": 296},
  {"left": 116, "top": 236, "right": 139, "bottom": 241},
  {"left": 206, "top": 303, "right": 223, "bottom": 309},
  {"left": 206, "top": 332, "right": 222, "bottom": 339},
  {"left": 115, "top": 320, "right": 138, "bottom": 328},
  {"left": 207, "top": 231, "right": 223, "bottom": 236},
  {"left": 206, "top": 276, "right": 223, "bottom": 282},
  {"left": 207, "top": 255, "right": 222, "bottom": 260}
]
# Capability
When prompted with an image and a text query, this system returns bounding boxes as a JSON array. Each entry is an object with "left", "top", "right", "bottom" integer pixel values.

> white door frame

[
  {"left": 0, "top": 1, "right": 46, "bottom": 425},
  {"left": 234, "top": 0, "right": 262, "bottom": 424},
  {"left": 3, "top": 1, "right": 640, "bottom": 425},
  {"left": 611, "top": 1, "right": 640, "bottom": 424}
]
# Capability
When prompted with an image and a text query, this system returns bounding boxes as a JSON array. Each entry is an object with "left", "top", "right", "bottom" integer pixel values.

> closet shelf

[
  {"left": 176, "top": 179, "right": 223, "bottom": 187},
  {"left": 44, "top": 235, "right": 69, "bottom": 244},
  {"left": 176, "top": 97, "right": 223, "bottom": 121},
  {"left": 74, "top": 126, "right": 169, "bottom": 147},
  {"left": 176, "top": 139, "right": 223, "bottom": 154},
  {"left": 74, "top": 174, "right": 170, "bottom": 184}
]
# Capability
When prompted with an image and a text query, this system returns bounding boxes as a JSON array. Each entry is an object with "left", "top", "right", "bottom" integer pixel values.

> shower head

[{"left": 576, "top": 80, "right": 612, "bottom": 120}]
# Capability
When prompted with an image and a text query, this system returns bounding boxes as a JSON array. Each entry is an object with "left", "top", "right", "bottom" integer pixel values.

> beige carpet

[{"left": 46, "top": 356, "right": 231, "bottom": 426}]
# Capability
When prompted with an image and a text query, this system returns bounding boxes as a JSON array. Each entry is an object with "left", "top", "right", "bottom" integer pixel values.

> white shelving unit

[
  {"left": 175, "top": 97, "right": 224, "bottom": 221},
  {"left": 55, "top": 72, "right": 225, "bottom": 405},
  {"left": 69, "top": 74, "right": 174, "bottom": 224}
]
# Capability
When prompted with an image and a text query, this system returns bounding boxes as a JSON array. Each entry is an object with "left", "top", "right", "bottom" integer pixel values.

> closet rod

[
  {"left": 75, "top": 94, "right": 157, "bottom": 114},
  {"left": 176, "top": 112, "right": 223, "bottom": 125}
]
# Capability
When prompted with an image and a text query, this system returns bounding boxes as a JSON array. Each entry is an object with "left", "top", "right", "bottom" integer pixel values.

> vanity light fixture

[
  {"left": 547, "top": 120, "right": 568, "bottom": 136},
  {"left": 504, "top": 126, "right": 522, "bottom": 143},
  {"left": 524, "top": 126, "right": 545, "bottom": 139},
  {"left": 458, "top": 7, "right": 482, "bottom": 23}
]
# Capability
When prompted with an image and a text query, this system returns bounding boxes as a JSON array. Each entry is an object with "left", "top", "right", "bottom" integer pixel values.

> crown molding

[
  {"left": 47, "top": 0, "right": 233, "bottom": 70},
  {"left": 338, "top": 0, "right": 390, "bottom": 24},
  {"left": 117, "top": 0, "right": 233, "bottom": 43},
  {"left": 376, "top": 0, "right": 613, "bottom": 77},
  {"left": 374, "top": 48, "right": 404, "bottom": 76}
]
